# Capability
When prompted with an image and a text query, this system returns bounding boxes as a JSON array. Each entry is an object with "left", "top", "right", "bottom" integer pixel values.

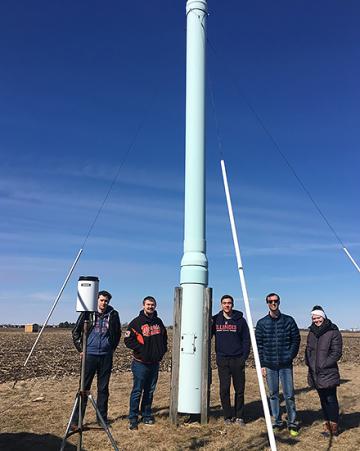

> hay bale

[{"left": 24, "top": 324, "right": 39, "bottom": 333}]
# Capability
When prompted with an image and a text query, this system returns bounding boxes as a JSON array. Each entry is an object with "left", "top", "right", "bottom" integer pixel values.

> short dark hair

[
  {"left": 266, "top": 292, "right": 280, "bottom": 302},
  {"left": 98, "top": 290, "right": 112, "bottom": 301},
  {"left": 221, "top": 294, "right": 234, "bottom": 305},
  {"left": 143, "top": 296, "right": 156, "bottom": 306}
]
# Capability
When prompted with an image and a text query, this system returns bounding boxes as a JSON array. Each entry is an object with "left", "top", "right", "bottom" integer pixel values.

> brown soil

[
  {"left": 0, "top": 330, "right": 359, "bottom": 450},
  {"left": 1, "top": 329, "right": 359, "bottom": 383}
]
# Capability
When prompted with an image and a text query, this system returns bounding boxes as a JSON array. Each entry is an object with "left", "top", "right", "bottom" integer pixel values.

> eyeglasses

[{"left": 267, "top": 300, "right": 279, "bottom": 304}]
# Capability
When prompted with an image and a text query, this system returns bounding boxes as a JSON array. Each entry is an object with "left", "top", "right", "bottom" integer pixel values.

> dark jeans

[
  {"left": 72, "top": 353, "right": 113, "bottom": 424},
  {"left": 217, "top": 356, "right": 245, "bottom": 420},
  {"left": 317, "top": 387, "right": 339, "bottom": 423},
  {"left": 129, "top": 360, "right": 159, "bottom": 422}
]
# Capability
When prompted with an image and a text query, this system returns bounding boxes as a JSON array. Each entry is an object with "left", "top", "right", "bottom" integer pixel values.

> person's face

[
  {"left": 98, "top": 295, "right": 110, "bottom": 313},
  {"left": 266, "top": 295, "right": 280, "bottom": 312},
  {"left": 312, "top": 314, "right": 324, "bottom": 327},
  {"left": 143, "top": 300, "right": 156, "bottom": 316},
  {"left": 221, "top": 298, "right": 233, "bottom": 315}
]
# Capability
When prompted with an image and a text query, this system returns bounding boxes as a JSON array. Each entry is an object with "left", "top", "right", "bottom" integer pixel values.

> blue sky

[{"left": 0, "top": 1, "right": 359, "bottom": 329}]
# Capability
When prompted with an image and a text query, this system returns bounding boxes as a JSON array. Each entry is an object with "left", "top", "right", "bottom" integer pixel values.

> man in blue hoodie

[
  {"left": 212, "top": 295, "right": 250, "bottom": 425},
  {"left": 71, "top": 290, "right": 121, "bottom": 428}
]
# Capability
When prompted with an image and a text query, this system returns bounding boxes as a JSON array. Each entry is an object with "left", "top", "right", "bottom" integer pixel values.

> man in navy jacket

[
  {"left": 255, "top": 292, "right": 300, "bottom": 436},
  {"left": 212, "top": 295, "right": 250, "bottom": 425}
]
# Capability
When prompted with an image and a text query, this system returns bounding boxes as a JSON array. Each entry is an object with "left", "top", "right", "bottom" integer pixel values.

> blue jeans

[
  {"left": 266, "top": 367, "right": 297, "bottom": 428},
  {"left": 129, "top": 360, "right": 159, "bottom": 422}
]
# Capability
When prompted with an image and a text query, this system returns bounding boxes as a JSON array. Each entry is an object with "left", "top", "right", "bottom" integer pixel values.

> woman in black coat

[{"left": 305, "top": 305, "right": 342, "bottom": 437}]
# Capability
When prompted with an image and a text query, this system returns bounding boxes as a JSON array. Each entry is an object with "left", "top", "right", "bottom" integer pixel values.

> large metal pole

[{"left": 178, "top": 0, "right": 208, "bottom": 414}]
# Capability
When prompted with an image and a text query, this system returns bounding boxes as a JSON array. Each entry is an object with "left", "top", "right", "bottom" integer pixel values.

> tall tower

[{"left": 178, "top": 0, "right": 209, "bottom": 414}]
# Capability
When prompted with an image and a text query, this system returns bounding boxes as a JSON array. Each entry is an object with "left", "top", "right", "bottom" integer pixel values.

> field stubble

[{"left": 0, "top": 329, "right": 359, "bottom": 450}]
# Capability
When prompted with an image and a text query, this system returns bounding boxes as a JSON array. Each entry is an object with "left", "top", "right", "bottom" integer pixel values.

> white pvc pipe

[
  {"left": 221, "top": 160, "right": 277, "bottom": 451},
  {"left": 343, "top": 247, "right": 360, "bottom": 274},
  {"left": 24, "top": 248, "right": 83, "bottom": 367}
]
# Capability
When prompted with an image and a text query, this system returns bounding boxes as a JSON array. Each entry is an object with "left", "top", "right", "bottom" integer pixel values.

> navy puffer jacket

[{"left": 255, "top": 313, "right": 300, "bottom": 369}]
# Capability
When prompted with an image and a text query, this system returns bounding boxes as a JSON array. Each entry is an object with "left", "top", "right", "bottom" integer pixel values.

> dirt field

[
  {"left": 0, "top": 329, "right": 359, "bottom": 450},
  {"left": 1, "top": 329, "right": 359, "bottom": 383}
]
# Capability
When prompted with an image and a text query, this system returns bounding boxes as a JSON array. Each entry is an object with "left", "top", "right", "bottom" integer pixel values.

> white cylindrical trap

[{"left": 76, "top": 276, "right": 99, "bottom": 312}]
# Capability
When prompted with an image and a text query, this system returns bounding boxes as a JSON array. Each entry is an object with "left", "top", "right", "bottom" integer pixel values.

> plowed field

[{"left": 0, "top": 329, "right": 359, "bottom": 450}]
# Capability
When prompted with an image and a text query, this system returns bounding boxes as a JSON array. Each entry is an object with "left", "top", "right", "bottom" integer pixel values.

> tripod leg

[
  {"left": 77, "top": 391, "right": 84, "bottom": 451},
  {"left": 77, "top": 392, "right": 84, "bottom": 451},
  {"left": 60, "top": 394, "right": 80, "bottom": 451},
  {"left": 88, "top": 394, "right": 119, "bottom": 451}
]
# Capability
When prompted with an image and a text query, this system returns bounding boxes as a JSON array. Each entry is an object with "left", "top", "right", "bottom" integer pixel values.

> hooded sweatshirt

[
  {"left": 124, "top": 310, "right": 168, "bottom": 363},
  {"left": 212, "top": 309, "right": 250, "bottom": 359},
  {"left": 72, "top": 305, "right": 121, "bottom": 355}
]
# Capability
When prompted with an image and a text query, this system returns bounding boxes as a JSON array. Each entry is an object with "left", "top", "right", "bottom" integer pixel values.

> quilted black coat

[{"left": 305, "top": 321, "right": 342, "bottom": 389}]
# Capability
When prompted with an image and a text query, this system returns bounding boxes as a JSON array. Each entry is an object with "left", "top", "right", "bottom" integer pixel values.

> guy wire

[
  {"left": 208, "top": 72, "right": 224, "bottom": 161},
  {"left": 206, "top": 35, "right": 354, "bottom": 257},
  {"left": 80, "top": 89, "right": 158, "bottom": 250},
  {"left": 11, "top": 89, "right": 159, "bottom": 395}
]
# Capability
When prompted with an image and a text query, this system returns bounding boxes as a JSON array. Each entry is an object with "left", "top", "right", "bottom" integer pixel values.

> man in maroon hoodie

[{"left": 124, "top": 296, "right": 167, "bottom": 430}]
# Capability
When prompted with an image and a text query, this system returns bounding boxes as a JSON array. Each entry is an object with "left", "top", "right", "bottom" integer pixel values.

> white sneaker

[{"left": 234, "top": 418, "right": 246, "bottom": 426}]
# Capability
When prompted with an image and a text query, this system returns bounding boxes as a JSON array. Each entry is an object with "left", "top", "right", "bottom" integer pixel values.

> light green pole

[{"left": 178, "top": 0, "right": 208, "bottom": 413}]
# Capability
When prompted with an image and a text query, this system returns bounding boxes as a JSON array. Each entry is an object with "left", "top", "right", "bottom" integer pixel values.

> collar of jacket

[{"left": 268, "top": 311, "right": 281, "bottom": 321}]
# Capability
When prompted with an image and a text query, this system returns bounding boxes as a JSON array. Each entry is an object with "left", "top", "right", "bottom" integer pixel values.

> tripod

[{"left": 60, "top": 314, "right": 119, "bottom": 451}]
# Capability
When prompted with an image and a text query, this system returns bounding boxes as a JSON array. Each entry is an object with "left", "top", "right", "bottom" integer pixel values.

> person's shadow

[
  {"left": 210, "top": 378, "right": 353, "bottom": 428},
  {"left": 0, "top": 432, "right": 77, "bottom": 451},
  {"left": 340, "top": 411, "right": 360, "bottom": 431},
  {"left": 298, "top": 408, "right": 360, "bottom": 430}
]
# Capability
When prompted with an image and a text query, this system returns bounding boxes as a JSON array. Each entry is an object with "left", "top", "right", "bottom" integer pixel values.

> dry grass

[{"left": 0, "top": 330, "right": 359, "bottom": 450}]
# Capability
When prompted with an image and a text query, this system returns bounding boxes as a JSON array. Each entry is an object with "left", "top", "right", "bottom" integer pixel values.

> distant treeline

[
  {"left": 0, "top": 322, "right": 76, "bottom": 329},
  {"left": 0, "top": 324, "right": 358, "bottom": 332}
]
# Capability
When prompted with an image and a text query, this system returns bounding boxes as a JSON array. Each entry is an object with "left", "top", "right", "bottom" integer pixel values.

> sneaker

[
  {"left": 289, "top": 428, "right": 299, "bottom": 437},
  {"left": 234, "top": 418, "right": 246, "bottom": 427},
  {"left": 224, "top": 418, "right": 233, "bottom": 425},
  {"left": 128, "top": 421, "right": 138, "bottom": 430},
  {"left": 272, "top": 422, "right": 285, "bottom": 430},
  {"left": 142, "top": 417, "right": 155, "bottom": 425}
]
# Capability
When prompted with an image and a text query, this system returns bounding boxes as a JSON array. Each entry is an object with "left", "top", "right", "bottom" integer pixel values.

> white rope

[
  {"left": 221, "top": 159, "right": 277, "bottom": 451},
  {"left": 24, "top": 248, "right": 83, "bottom": 367},
  {"left": 343, "top": 247, "right": 360, "bottom": 273}
]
